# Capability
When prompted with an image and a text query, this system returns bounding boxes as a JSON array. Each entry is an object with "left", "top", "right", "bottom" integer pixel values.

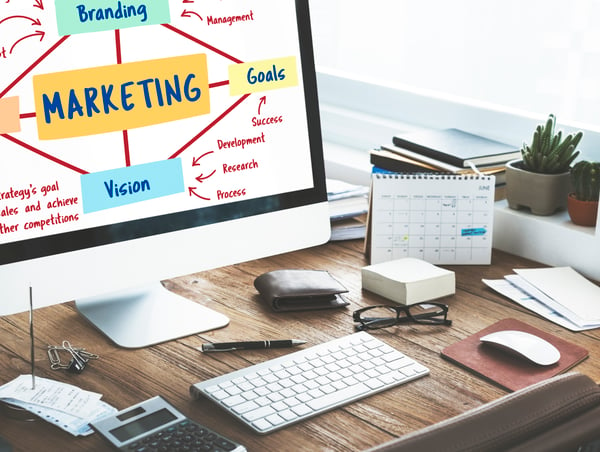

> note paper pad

[
  {"left": 362, "top": 257, "right": 455, "bottom": 305},
  {"left": 0, "top": 96, "right": 20, "bottom": 134}
]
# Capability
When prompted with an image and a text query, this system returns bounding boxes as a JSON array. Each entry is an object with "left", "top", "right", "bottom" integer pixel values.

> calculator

[{"left": 91, "top": 396, "right": 246, "bottom": 452}]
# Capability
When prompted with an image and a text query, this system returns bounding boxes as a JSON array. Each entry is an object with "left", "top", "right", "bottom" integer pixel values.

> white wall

[{"left": 310, "top": 0, "right": 600, "bottom": 130}]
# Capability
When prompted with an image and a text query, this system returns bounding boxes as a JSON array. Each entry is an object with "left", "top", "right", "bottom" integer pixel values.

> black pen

[{"left": 201, "top": 339, "right": 306, "bottom": 352}]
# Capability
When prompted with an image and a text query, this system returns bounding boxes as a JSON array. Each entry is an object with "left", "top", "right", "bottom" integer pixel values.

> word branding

[
  {"left": 76, "top": 1, "right": 148, "bottom": 24},
  {"left": 55, "top": 0, "right": 170, "bottom": 36}
]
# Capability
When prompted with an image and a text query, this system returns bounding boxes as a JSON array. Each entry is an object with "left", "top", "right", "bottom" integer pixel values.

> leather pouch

[{"left": 254, "top": 269, "right": 349, "bottom": 312}]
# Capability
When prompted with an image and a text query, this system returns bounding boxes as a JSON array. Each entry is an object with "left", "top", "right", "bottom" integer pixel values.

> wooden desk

[{"left": 1, "top": 240, "right": 599, "bottom": 451}]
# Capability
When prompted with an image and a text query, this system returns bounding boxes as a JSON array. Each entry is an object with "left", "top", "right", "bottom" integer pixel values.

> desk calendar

[{"left": 369, "top": 173, "right": 495, "bottom": 265}]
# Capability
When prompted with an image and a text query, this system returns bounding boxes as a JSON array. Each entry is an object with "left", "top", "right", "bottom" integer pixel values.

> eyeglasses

[{"left": 353, "top": 302, "right": 452, "bottom": 331}]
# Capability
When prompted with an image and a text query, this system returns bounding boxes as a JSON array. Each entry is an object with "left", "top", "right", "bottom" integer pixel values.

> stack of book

[
  {"left": 327, "top": 178, "right": 369, "bottom": 241},
  {"left": 370, "top": 128, "right": 521, "bottom": 199}
]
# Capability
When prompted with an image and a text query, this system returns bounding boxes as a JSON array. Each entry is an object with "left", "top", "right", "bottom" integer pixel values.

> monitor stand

[{"left": 75, "top": 282, "right": 229, "bottom": 348}]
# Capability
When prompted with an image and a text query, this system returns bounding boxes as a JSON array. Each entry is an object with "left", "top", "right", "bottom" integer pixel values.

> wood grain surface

[{"left": 1, "top": 240, "right": 599, "bottom": 451}]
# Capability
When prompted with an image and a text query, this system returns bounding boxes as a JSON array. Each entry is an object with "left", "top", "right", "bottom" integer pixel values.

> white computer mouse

[{"left": 480, "top": 330, "right": 561, "bottom": 366}]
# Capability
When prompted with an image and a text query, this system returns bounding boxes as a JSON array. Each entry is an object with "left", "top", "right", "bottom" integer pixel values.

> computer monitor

[{"left": 0, "top": 0, "right": 330, "bottom": 347}]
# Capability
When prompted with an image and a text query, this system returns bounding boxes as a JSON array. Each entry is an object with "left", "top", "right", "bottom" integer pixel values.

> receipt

[{"left": 0, "top": 375, "right": 116, "bottom": 436}]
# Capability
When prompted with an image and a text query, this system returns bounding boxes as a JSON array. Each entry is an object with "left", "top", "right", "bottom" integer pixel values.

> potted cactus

[
  {"left": 506, "top": 113, "right": 583, "bottom": 215},
  {"left": 567, "top": 160, "right": 600, "bottom": 226}
]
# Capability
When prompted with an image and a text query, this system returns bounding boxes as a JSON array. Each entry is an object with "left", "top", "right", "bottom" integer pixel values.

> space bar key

[{"left": 306, "top": 383, "right": 371, "bottom": 411}]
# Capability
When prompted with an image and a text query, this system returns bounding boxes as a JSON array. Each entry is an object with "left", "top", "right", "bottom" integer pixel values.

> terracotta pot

[
  {"left": 567, "top": 193, "right": 598, "bottom": 226},
  {"left": 505, "top": 159, "right": 571, "bottom": 216}
]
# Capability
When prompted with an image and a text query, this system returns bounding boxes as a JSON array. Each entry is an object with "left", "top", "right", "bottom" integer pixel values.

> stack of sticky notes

[{"left": 361, "top": 257, "right": 455, "bottom": 305}]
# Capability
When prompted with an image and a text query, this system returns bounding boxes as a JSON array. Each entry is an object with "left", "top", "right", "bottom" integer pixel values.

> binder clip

[{"left": 47, "top": 341, "right": 99, "bottom": 373}]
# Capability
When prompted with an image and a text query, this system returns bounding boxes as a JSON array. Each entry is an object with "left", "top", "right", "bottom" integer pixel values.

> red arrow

[
  {"left": 258, "top": 96, "right": 266, "bottom": 115},
  {"left": 192, "top": 150, "right": 214, "bottom": 166},
  {"left": 33, "top": 0, "right": 44, "bottom": 10},
  {"left": 10, "top": 30, "right": 44, "bottom": 54},
  {"left": 0, "top": 15, "right": 42, "bottom": 26},
  {"left": 195, "top": 169, "right": 216, "bottom": 183},
  {"left": 181, "top": 10, "right": 202, "bottom": 21},
  {"left": 188, "top": 187, "right": 210, "bottom": 200}
]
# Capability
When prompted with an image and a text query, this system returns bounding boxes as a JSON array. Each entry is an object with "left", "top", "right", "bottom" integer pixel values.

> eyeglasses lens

[
  {"left": 357, "top": 304, "right": 448, "bottom": 329},
  {"left": 358, "top": 306, "right": 405, "bottom": 329},
  {"left": 408, "top": 304, "right": 447, "bottom": 324}
]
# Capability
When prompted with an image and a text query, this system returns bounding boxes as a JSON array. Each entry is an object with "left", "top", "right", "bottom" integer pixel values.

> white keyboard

[{"left": 190, "top": 331, "right": 429, "bottom": 434}]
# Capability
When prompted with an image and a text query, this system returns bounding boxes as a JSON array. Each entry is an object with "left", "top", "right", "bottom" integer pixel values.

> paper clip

[
  {"left": 63, "top": 340, "right": 87, "bottom": 373},
  {"left": 47, "top": 342, "right": 99, "bottom": 372}
]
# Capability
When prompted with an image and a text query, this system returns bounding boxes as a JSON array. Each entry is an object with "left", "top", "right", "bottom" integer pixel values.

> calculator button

[{"left": 215, "top": 438, "right": 238, "bottom": 451}]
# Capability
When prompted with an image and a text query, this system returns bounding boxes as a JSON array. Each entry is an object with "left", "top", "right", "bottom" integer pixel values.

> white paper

[
  {"left": 0, "top": 375, "right": 101, "bottom": 418},
  {"left": 482, "top": 278, "right": 590, "bottom": 331},
  {"left": 326, "top": 178, "right": 369, "bottom": 201},
  {"left": 0, "top": 375, "right": 116, "bottom": 436},
  {"left": 3, "top": 397, "right": 116, "bottom": 436},
  {"left": 505, "top": 275, "right": 594, "bottom": 328},
  {"left": 514, "top": 267, "right": 600, "bottom": 323}
]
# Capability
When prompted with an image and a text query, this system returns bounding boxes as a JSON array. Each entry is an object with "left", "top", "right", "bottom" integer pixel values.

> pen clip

[{"left": 200, "top": 344, "right": 236, "bottom": 353}]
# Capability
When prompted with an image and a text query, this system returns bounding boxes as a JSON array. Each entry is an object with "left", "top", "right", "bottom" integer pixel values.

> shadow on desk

[
  {"left": 367, "top": 372, "right": 600, "bottom": 452},
  {"left": 0, "top": 435, "right": 12, "bottom": 452}
]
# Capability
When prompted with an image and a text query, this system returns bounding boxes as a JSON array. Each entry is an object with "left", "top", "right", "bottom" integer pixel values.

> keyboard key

[
  {"left": 307, "top": 382, "right": 370, "bottom": 411},
  {"left": 231, "top": 400, "right": 259, "bottom": 415},
  {"left": 244, "top": 405, "right": 276, "bottom": 422}
]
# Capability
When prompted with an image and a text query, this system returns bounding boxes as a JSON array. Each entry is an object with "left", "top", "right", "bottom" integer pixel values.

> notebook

[
  {"left": 391, "top": 128, "right": 520, "bottom": 168},
  {"left": 441, "top": 318, "right": 589, "bottom": 391},
  {"left": 368, "top": 171, "right": 494, "bottom": 265}
]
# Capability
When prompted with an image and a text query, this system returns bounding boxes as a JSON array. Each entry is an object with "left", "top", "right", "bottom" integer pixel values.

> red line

[
  {"left": 169, "top": 94, "right": 250, "bottom": 160},
  {"left": 114, "top": 30, "right": 131, "bottom": 167},
  {"left": 1, "top": 134, "right": 88, "bottom": 175},
  {"left": 115, "top": 29, "right": 122, "bottom": 64},
  {"left": 209, "top": 80, "right": 230, "bottom": 88},
  {"left": 20, "top": 112, "right": 36, "bottom": 119},
  {"left": 161, "top": 23, "right": 243, "bottom": 64},
  {"left": 122, "top": 130, "right": 131, "bottom": 166},
  {"left": 0, "top": 35, "right": 70, "bottom": 99}
]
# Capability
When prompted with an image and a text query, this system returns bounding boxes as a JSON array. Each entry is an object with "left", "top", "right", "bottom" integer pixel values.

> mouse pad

[{"left": 441, "top": 318, "right": 589, "bottom": 391}]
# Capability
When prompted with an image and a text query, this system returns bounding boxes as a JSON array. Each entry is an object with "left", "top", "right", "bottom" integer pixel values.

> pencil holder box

[{"left": 254, "top": 269, "right": 349, "bottom": 312}]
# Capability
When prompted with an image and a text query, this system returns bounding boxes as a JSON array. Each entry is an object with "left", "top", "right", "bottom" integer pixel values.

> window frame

[{"left": 317, "top": 69, "right": 600, "bottom": 185}]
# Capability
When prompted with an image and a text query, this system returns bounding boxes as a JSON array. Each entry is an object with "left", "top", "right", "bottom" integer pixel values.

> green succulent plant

[
  {"left": 571, "top": 160, "right": 600, "bottom": 202},
  {"left": 521, "top": 114, "right": 582, "bottom": 174}
]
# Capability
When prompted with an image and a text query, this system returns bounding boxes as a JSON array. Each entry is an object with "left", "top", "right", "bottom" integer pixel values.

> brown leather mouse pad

[{"left": 441, "top": 318, "right": 589, "bottom": 391}]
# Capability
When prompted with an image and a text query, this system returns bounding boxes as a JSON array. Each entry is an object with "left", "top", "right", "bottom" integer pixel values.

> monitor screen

[{"left": 0, "top": 0, "right": 329, "bottom": 346}]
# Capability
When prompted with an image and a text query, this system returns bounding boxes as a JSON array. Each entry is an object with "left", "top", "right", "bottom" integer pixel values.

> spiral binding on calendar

[{"left": 374, "top": 172, "right": 492, "bottom": 180}]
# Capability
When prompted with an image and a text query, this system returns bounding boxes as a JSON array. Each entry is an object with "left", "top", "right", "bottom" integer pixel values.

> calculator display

[{"left": 110, "top": 408, "right": 177, "bottom": 442}]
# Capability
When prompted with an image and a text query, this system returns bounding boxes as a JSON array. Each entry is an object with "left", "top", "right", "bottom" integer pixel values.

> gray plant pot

[{"left": 505, "top": 159, "right": 571, "bottom": 215}]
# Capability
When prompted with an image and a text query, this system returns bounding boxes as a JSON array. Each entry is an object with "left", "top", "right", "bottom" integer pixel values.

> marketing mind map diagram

[{"left": 0, "top": 0, "right": 314, "bottom": 243}]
